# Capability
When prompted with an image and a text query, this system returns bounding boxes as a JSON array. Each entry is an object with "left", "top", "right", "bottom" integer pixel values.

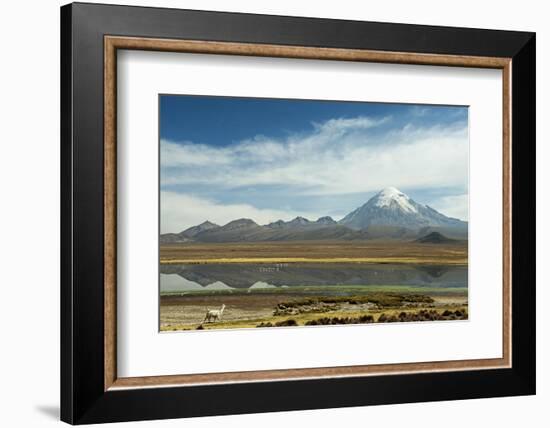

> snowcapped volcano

[
  {"left": 339, "top": 187, "right": 466, "bottom": 231},
  {"left": 372, "top": 187, "right": 417, "bottom": 213}
]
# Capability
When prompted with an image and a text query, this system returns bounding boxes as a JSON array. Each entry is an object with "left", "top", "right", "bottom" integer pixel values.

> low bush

[
  {"left": 359, "top": 315, "right": 375, "bottom": 323},
  {"left": 276, "top": 319, "right": 298, "bottom": 327},
  {"left": 377, "top": 309, "right": 467, "bottom": 323},
  {"left": 257, "top": 308, "right": 466, "bottom": 328},
  {"left": 305, "top": 314, "right": 374, "bottom": 326},
  {"left": 257, "top": 319, "right": 298, "bottom": 327},
  {"left": 256, "top": 322, "right": 274, "bottom": 328}
]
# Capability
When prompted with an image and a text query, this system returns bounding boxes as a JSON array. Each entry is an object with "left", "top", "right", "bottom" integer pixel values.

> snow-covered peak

[
  {"left": 289, "top": 216, "right": 311, "bottom": 225},
  {"left": 373, "top": 187, "right": 418, "bottom": 213},
  {"left": 338, "top": 187, "right": 466, "bottom": 231}
]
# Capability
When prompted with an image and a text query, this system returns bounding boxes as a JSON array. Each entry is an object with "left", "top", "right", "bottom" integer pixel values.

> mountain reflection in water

[{"left": 160, "top": 263, "right": 467, "bottom": 292}]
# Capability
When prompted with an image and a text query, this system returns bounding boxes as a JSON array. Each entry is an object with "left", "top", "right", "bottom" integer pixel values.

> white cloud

[
  {"left": 161, "top": 140, "right": 232, "bottom": 167},
  {"left": 429, "top": 194, "right": 469, "bottom": 221},
  {"left": 161, "top": 115, "right": 468, "bottom": 197},
  {"left": 161, "top": 192, "right": 324, "bottom": 233},
  {"left": 160, "top": 115, "right": 469, "bottom": 230},
  {"left": 312, "top": 116, "right": 390, "bottom": 134}
]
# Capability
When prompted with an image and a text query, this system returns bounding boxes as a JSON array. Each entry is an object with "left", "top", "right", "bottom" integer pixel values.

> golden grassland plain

[{"left": 160, "top": 240, "right": 468, "bottom": 265}]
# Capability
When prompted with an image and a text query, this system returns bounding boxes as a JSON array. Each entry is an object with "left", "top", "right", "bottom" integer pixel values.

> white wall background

[{"left": 0, "top": 1, "right": 546, "bottom": 427}]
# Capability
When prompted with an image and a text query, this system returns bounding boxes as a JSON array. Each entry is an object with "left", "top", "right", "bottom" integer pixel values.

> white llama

[{"left": 203, "top": 304, "right": 226, "bottom": 323}]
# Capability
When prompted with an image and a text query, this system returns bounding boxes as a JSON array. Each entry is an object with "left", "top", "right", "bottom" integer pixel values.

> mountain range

[{"left": 160, "top": 187, "right": 467, "bottom": 243}]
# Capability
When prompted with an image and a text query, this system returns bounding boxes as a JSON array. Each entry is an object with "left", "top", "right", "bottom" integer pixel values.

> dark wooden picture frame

[{"left": 61, "top": 2, "right": 536, "bottom": 424}]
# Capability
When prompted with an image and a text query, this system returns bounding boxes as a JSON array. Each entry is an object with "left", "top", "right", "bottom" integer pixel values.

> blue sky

[{"left": 160, "top": 95, "right": 468, "bottom": 233}]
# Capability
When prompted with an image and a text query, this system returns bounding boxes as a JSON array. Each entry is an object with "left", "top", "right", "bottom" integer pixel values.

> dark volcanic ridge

[
  {"left": 161, "top": 187, "right": 468, "bottom": 243},
  {"left": 415, "top": 231, "right": 461, "bottom": 244}
]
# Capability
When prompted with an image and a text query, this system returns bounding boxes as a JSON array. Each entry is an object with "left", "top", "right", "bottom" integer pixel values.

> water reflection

[{"left": 160, "top": 263, "right": 467, "bottom": 292}]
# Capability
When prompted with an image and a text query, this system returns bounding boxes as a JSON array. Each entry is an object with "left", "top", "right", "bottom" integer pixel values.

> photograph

[{"left": 159, "top": 95, "right": 469, "bottom": 331}]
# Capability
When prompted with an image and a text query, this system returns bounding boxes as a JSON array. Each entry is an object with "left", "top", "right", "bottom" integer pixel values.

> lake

[{"left": 160, "top": 262, "right": 467, "bottom": 293}]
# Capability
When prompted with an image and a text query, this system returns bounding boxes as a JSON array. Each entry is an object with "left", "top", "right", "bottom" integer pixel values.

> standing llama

[{"left": 203, "top": 304, "right": 226, "bottom": 323}]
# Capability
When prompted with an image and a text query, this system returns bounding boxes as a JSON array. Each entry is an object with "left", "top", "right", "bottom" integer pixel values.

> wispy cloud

[{"left": 161, "top": 115, "right": 468, "bottom": 195}]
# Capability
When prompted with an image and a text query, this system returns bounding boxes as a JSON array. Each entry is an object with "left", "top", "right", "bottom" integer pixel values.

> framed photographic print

[{"left": 60, "top": 2, "right": 536, "bottom": 424}]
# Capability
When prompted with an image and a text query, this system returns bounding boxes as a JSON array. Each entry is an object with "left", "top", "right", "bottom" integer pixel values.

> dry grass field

[{"left": 160, "top": 240, "right": 468, "bottom": 265}]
